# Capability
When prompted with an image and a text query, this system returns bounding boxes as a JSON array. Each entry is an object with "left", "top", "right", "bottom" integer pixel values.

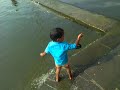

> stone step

[{"left": 33, "top": 0, "right": 118, "bottom": 33}]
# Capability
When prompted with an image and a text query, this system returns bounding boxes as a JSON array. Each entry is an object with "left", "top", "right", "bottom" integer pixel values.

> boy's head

[{"left": 50, "top": 28, "right": 64, "bottom": 42}]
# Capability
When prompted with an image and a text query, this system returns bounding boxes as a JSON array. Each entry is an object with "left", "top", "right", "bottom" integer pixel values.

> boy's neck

[{"left": 53, "top": 41, "right": 63, "bottom": 43}]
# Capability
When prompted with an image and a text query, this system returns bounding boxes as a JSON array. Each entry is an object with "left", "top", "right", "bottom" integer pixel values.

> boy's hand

[
  {"left": 40, "top": 52, "right": 46, "bottom": 57},
  {"left": 78, "top": 33, "right": 83, "bottom": 39},
  {"left": 75, "top": 33, "right": 83, "bottom": 46}
]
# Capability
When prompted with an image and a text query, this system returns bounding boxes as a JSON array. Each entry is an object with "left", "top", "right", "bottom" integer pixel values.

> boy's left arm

[{"left": 40, "top": 52, "right": 46, "bottom": 57}]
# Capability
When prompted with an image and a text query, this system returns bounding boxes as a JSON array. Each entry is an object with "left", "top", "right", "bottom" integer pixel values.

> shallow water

[{"left": 0, "top": 0, "right": 103, "bottom": 90}]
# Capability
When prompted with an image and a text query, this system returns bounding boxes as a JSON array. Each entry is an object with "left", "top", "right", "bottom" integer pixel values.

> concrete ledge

[{"left": 33, "top": 0, "right": 118, "bottom": 32}]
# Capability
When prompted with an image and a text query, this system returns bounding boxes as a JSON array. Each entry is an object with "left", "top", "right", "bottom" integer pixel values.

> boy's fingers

[
  {"left": 80, "top": 33, "right": 83, "bottom": 37},
  {"left": 78, "top": 33, "right": 83, "bottom": 38},
  {"left": 40, "top": 53, "right": 43, "bottom": 56}
]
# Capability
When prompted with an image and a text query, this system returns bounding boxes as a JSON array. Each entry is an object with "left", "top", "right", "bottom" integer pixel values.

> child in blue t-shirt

[{"left": 40, "top": 28, "right": 83, "bottom": 82}]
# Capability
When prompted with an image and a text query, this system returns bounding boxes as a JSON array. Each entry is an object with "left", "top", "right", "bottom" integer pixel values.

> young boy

[{"left": 40, "top": 28, "right": 83, "bottom": 82}]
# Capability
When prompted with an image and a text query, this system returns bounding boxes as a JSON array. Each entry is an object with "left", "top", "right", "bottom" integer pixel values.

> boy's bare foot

[
  {"left": 56, "top": 77, "right": 60, "bottom": 82},
  {"left": 69, "top": 75, "right": 73, "bottom": 80},
  {"left": 55, "top": 79, "right": 59, "bottom": 82},
  {"left": 69, "top": 77, "right": 72, "bottom": 80},
  {"left": 56, "top": 79, "right": 59, "bottom": 82}
]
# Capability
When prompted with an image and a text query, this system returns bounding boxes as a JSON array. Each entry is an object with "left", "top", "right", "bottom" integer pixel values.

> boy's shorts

[{"left": 55, "top": 62, "right": 69, "bottom": 68}]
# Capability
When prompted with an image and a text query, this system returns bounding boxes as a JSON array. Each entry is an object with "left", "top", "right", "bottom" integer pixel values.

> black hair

[{"left": 50, "top": 28, "right": 64, "bottom": 41}]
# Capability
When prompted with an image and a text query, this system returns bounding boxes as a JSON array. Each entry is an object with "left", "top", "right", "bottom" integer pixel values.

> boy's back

[{"left": 45, "top": 41, "right": 77, "bottom": 66}]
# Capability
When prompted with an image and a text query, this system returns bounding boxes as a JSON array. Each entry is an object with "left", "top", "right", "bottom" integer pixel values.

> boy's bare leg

[
  {"left": 55, "top": 66, "right": 61, "bottom": 82},
  {"left": 65, "top": 64, "right": 73, "bottom": 80}
]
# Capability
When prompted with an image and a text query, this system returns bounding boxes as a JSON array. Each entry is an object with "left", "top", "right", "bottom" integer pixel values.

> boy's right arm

[
  {"left": 40, "top": 52, "right": 46, "bottom": 57},
  {"left": 75, "top": 33, "right": 83, "bottom": 46}
]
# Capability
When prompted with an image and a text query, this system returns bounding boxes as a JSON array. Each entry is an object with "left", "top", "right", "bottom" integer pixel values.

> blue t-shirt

[{"left": 45, "top": 41, "right": 77, "bottom": 66}]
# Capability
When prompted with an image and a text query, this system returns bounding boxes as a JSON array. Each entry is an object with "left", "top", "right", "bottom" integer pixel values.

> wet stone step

[{"left": 33, "top": 0, "right": 118, "bottom": 32}]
